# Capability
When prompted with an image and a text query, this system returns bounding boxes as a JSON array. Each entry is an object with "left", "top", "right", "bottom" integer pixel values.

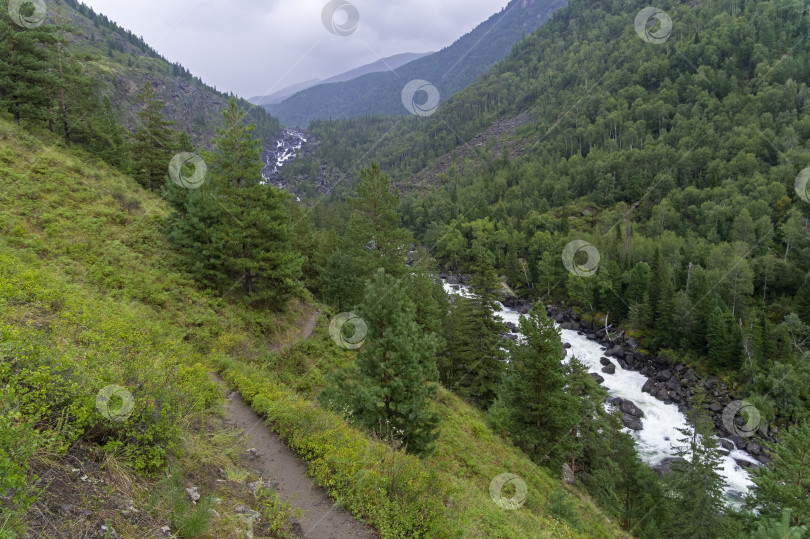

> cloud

[{"left": 80, "top": 0, "right": 508, "bottom": 98}]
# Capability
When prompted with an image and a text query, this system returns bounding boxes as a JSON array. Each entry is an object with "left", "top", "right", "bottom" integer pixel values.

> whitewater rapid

[{"left": 442, "top": 281, "right": 756, "bottom": 504}]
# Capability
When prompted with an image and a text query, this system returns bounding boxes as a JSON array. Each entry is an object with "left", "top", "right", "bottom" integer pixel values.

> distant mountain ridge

[
  {"left": 250, "top": 52, "right": 433, "bottom": 106},
  {"left": 266, "top": 0, "right": 567, "bottom": 127}
]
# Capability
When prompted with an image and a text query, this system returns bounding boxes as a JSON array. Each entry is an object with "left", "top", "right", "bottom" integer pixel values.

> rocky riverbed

[{"left": 439, "top": 274, "right": 769, "bottom": 503}]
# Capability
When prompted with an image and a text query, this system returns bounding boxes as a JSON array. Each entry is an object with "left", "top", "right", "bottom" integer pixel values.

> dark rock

[
  {"left": 653, "top": 457, "right": 685, "bottom": 477},
  {"left": 674, "top": 364, "right": 685, "bottom": 372},
  {"left": 709, "top": 401, "right": 723, "bottom": 413},
  {"left": 746, "top": 441, "right": 762, "bottom": 455},
  {"left": 666, "top": 378, "right": 681, "bottom": 391},
  {"left": 641, "top": 378, "right": 654, "bottom": 394},
  {"left": 756, "top": 453, "right": 772, "bottom": 465},
  {"left": 560, "top": 322, "right": 575, "bottom": 330},
  {"left": 605, "top": 345, "right": 624, "bottom": 357},
  {"left": 729, "top": 435, "right": 748, "bottom": 451},
  {"left": 589, "top": 372, "right": 605, "bottom": 384},
  {"left": 718, "top": 449, "right": 730, "bottom": 456},
  {"left": 610, "top": 397, "right": 623, "bottom": 406},
  {"left": 622, "top": 414, "right": 643, "bottom": 431},
  {"left": 719, "top": 439, "right": 734, "bottom": 452},
  {"left": 563, "top": 342, "right": 572, "bottom": 349},
  {"left": 505, "top": 321, "right": 518, "bottom": 331},
  {"left": 620, "top": 400, "right": 645, "bottom": 418},
  {"left": 682, "top": 368, "right": 696, "bottom": 382},
  {"left": 655, "top": 370, "right": 673, "bottom": 382},
  {"left": 446, "top": 275, "right": 461, "bottom": 285},
  {"left": 600, "top": 357, "right": 612, "bottom": 366},
  {"left": 735, "top": 458, "right": 759, "bottom": 470},
  {"left": 601, "top": 364, "right": 616, "bottom": 375}
]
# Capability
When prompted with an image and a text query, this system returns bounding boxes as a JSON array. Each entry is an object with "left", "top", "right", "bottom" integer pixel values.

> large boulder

[
  {"left": 589, "top": 372, "right": 605, "bottom": 384},
  {"left": 641, "top": 378, "right": 655, "bottom": 394},
  {"left": 655, "top": 370, "right": 673, "bottom": 382},
  {"left": 728, "top": 435, "right": 748, "bottom": 451},
  {"left": 601, "top": 364, "right": 616, "bottom": 375},
  {"left": 600, "top": 357, "right": 612, "bottom": 366},
  {"left": 746, "top": 441, "right": 762, "bottom": 455},
  {"left": 620, "top": 399, "right": 645, "bottom": 418},
  {"left": 622, "top": 414, "right": 644, "bottom": 431},
  {"left": 653, "top": 457, "right": 685, "bottom": 477},
  {"left": 719, "top": 439, "right": 734, "bottom": 452},
  {"left": 605, "top": 345, "right": 624, "bottom": 358}
]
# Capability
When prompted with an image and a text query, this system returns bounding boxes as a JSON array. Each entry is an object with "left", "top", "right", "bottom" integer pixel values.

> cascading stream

[{"left": 442, "top": 281, "right": 757, "bottom": 504}]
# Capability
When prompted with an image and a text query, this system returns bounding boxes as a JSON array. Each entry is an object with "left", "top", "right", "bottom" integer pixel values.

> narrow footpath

[{"left": 216, "top": 310, "right": 377, "bottom": 538}]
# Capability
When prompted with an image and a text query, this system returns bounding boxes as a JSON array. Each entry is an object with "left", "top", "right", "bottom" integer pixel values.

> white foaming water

[{"left": 442, "top": 281, "right": 756, "bottom": 504}]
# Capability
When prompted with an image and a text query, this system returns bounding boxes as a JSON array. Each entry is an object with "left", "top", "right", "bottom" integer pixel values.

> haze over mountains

[
  {"left": 265, "top": 0, "right": 567, "bottom": 127},
  {"left": 249, "top": 52, "right": 433, "bottom": 106}
]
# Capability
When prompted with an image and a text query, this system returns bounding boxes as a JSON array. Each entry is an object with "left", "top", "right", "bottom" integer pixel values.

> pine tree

[
  {"left": 667, "top": 388, "right": 727, "bottom": 538},
  {"left": 345, "top": 162, "right": 411, "bottom": 277},
  {"left": 0, "top": 2, "right": 57, "bottom": 124},
  {"left": 322, "top": 269, "right": 440, "bottom": 456},
  {"left": 495, "top": 304, "right": 579, "bottom": 468},
  {"left": 130, "top": 83, "right": 177, "bottom": 190},
  {"left": 749, "top": 422, "right": 810, "bottom": 528},
  {"left": 206, "top": 98, "right": 303, "bottom": 307}
]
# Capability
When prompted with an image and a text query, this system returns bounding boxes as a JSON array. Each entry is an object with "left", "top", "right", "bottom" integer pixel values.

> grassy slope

[{"left": 0, "top": 118, "right": 624, "bottom": 538}]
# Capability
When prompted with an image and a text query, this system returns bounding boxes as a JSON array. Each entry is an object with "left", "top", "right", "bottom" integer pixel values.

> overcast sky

[{"left": 80, "top": 0, "right": 509, "bottom": 99}]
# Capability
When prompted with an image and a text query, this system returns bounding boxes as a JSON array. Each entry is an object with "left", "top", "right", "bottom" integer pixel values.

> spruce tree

[
  {"left": 322, "top": 269, "right": 440, "bottom": 456},
  {"left": 0, "top": 2, "right": 57, "bottom": 124},
  {"left": 667, "top": 388, "right": 727, "bottom": 538},
  {"left": 749, "top": 422, "right": 810, "bottom": 528},
  {"left": 448, "top": 251, "right": 506, "bottom": 408},
  {"left": 130, "top": 83, "right": 177, "bottom": 190},
  {"left": 206, "top": 98, "right": 303, "bottom": 307},
  {"left": 495, "top": 304, "right": 578, "bottom": 468},
  {"left": 321, "top": 249, "right": 366, "bottom": 311}
]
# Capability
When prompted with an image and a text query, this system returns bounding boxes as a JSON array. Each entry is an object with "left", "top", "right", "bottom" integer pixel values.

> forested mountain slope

[
  {"left": 43, "top": 0, "right": 280, "bottom": 146},
  {"left": 389, "top": 0, "right": 810, "bottom": 441},
  {"left": 266, "top": 0, "right": 566, "bottom": 127}
]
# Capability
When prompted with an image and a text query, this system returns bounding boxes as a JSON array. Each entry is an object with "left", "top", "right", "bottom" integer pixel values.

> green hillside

[{"left": 0, "top": 117, "right": 626, "bottom": 536}]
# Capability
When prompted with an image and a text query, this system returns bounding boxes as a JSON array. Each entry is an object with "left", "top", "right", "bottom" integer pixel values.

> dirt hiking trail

[{"left": 218, "top": 310, "right": 377, "bottom": 538}]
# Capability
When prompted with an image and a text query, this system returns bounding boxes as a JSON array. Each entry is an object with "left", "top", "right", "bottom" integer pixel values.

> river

[{"left": 442, "top": 281, "right": 758, "bottom": 505}]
